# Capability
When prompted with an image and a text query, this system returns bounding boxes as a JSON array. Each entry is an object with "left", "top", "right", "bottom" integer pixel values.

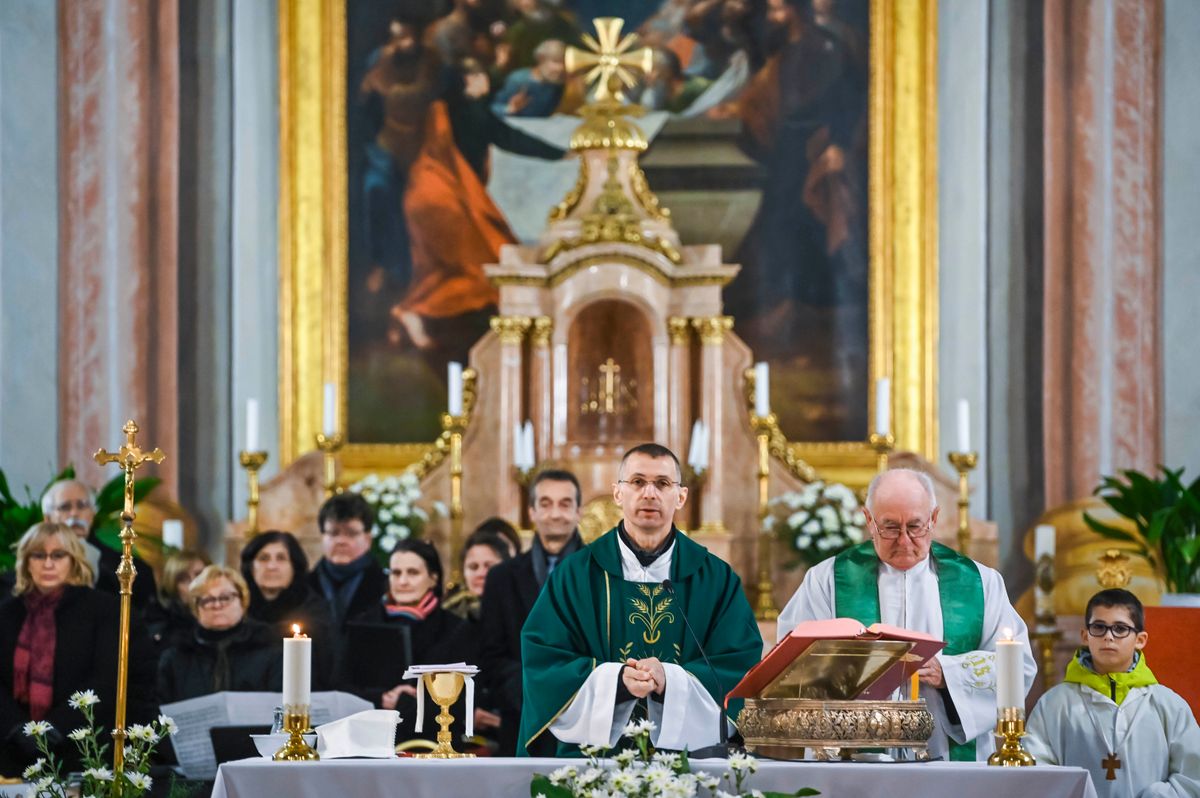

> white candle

[
  {"left": 696, "top": 421, "right": 709, "bottom": 470},
  {"left": 512, "top": 422, "right": 523, "bottom": 467},
  {"left": 246, "top": 398, "right": 260, "bottom": 452},
  {"left": 282, "top": 624, "right": 312, "bottom": 708},
  {"left": 161, "top": 519, "right": 184, "bottom": 550},
  {"left": 322, "top": 382, "right": 337, "bottom": 437},
  {"left": 754, "top": 362, "right": 770, "bottom": 417},
  {"left": 687, "top": 419, "right": 702, "bottom": 468},
  {"left": 874, "top": 378, "right": 891, "bottom": 436},
  {"left": 956, "top": 398, "right": 971, "bottom": 452},
  {"left": 995, "top": 629, "right": 1024, "bottom": 710},
  {"left": 447, "top": 362, "right": 464, "bottom": 416},
  {"left": 1035, "top": 524, "right": 1056, "bottom": 560},
  {"left": 522, "top": 420, "right": 535, "bottom": 469}
]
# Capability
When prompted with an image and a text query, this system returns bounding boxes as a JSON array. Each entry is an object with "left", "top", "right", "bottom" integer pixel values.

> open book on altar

[{"left": 727, "top": 618, "right": 947, "bottom": 704}]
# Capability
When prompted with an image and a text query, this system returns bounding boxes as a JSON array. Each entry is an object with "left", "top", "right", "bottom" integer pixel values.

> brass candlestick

[
  {"left": 752, "top": 416, "right": 778, "bottom": 620},
  {"left": 315, "top": 432, "right": 344, "bottom": 497},
  {"left": 947, "top": 451, "right": 979, "bottom": 553},
  {"left": 1033, "top": 548, "right": 1062, "bottom": 686},
  {"left": 1032, "top": 629, "right": 1063, "bottom": 688},
  {"left": 514, "top": 465, "right": 534, "bottom": 530},
  {"left": 868, "top": 432, "right": 895, "bottom": 472},
  {"left": 273, "top": 705, "right": 319, "bottom": 761},
  {"left": 239, "top": 450, "right": 268, "bottom": 535},
  {"left": 94, "top": 420, "right": 165, "bottom": 782},
  {"left": 413, "top": 672, "right": 474, "bottom": 759},
  {"left": 444, "top": 414, "right": 467, "bottom": 583},
  {"left": 987, "top": 706, "right": 1036, "bottom": 766}
]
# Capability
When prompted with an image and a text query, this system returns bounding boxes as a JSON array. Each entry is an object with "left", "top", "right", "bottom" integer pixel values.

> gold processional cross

[
  {"left": 564, "top": 17, "right": 653, "bottom": 102},
  {"left": 94, "top": 419, "right": 165, "bottom": 782},
  {"left": 1102, "top": 752, "right": 1121, "bottom": 781}
]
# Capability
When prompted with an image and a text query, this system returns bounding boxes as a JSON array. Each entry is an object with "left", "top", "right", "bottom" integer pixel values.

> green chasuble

[
  {"left": 517, "top": 527, "right": 763, "bottom": 756},
  {"left": 833, "top": 540, "right": 985, "bottom": 761}
]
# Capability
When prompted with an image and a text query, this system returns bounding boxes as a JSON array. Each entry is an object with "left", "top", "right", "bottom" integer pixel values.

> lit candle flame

[
  {"left": 1001, "top": 626, "right": 1014, "bottom": 641},
  {"left": 292, "top": 624, "right": 303, "bottom": 638}
]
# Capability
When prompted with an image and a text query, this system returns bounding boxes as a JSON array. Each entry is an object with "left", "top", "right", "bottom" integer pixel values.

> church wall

[{"left": 0, "top": 0, "right": 59, "bottom": 494}]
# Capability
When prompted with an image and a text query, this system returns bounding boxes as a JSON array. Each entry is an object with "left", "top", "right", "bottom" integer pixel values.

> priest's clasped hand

[
  {"left": 622, "top": 657, "right": 666, "bottom": 698},
  {"left": 917, "top": 656, "right": 945, "bottom": 688}
]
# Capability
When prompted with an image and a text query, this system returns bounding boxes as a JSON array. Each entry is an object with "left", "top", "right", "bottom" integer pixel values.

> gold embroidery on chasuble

[{"left": 613, "top": 581, "right": 684, "bottom": 663}]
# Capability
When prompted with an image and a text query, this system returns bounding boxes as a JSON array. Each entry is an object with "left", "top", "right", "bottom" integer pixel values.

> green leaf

[
  {"left": 760, "top": 790, "right": 821, "bottom": 797},
  {"left": 1082, "top": 514, "right": 1140, "bottom": 546},
  {"left": 529, "top": 775, "right": 572, "bottom": 798}
]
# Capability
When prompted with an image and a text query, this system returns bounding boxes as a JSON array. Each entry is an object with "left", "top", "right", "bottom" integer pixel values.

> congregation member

[
  {"left": 144, "top": 548, "right": 209, "bottom": 649},
  {"left": 1025, "top": 589, "right": 1200, "bottom": 797},
  {"left": 0, "top": 523, "right": 156, "bottom": 775},
  {"left": 240, "top": 530, "right": 336, "bottom": 687},
  {"left": 307, "top": 493, "right": 388, "bottom": 632},
  {"left": 480, "top": 469, "right": 585, "bottom": 755},
  {"left": 777, "top": 467, "right": 1038, "bottom": 761},
  {"left": 41, "top": 479, "right": 158, "bottom": 610},
  {"left": 519, "top": 444, "right": 762, "bottom": 756},
  {"left": 444, "top": 530, "right": 512, "bottom": 624},
  {"left": 157, "top": 566, "right": 282, "bottom": 703},
  {"left": 471, "top": 516, "right": 521, "bottom": 557}
]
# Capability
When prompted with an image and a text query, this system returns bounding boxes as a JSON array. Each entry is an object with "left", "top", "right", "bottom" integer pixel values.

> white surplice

[
  {"left": 549, "top": 535, "right": 726, "bottom": 752},
  {"left": 776, "top": 553, "right": 1038, "bottom": 760},
  {"left": 1026, "top": 682, "right": 1200, "bottom": 798}
]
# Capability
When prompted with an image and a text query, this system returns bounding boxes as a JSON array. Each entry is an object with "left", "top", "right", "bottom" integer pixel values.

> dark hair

[
  {"left": 470, "top": 517, "right": 520, "bottom": 554},
  {"left": 462, "top": 531, "right": 513, "bottom": 565},
  {"left": 1085, "top": 588, "right": 1145, "bottom": 631},
  {"left": 529, "top": 469, "right": 582, "bottom": 508},
  {"left": 620, "top": 443, "right": 682, "bottom": 482},
  {"left": 318, "top": 492, "right": 374, "bottom": 534},
  {"left": 239, "top": 530, "right": 311, "bottom": 611},
  {"left": 388, "top": 538, "right": 444, "bottom": 598}
]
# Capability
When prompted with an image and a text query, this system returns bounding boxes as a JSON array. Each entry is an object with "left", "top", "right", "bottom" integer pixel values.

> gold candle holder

[
  {"left": 239, "top": 450, "right": 268, "bottom": 535},
  {"left": 1033, "top": 547, "right": 1062, "bottom": 686},
  {"left": 868, "top": 432, "right": 895, "bottom": 472},
  {"left": 987, "top": 706, "right": 1036, "bottom": 766},
  {"left": 443, "top": 414, "right": 467, "bottom": 583},
  {"left": 413, "top": 672, "right": 474, "bottom": 759},
  {"left": 1031, "top": 629, "right": 1063, "bottom": 688},
  {"left": 315, "top": 432, "right": 345, "bottom": 498},
  {"left": 752, "top": 415, "right": 778, "bottom": 621},
  {"left": 273, "top": 705, "right": 319, "bottom": 761},
  {"left": 947, "top": 451, "right": 979, "bottom": 553}
]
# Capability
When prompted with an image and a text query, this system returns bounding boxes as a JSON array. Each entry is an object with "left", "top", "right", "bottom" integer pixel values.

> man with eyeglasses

[
  {"left": 39, "top": 479, "right": 158, "bottom": 610},
  {"left": 777, "top": 467, "right": 1037, "bottom": 762},
  {"left": 306, "top": 492, "right": 388, "bottom": 631},
  {"left": 518, "top": 443, "right": 762, "bottom": 756}
]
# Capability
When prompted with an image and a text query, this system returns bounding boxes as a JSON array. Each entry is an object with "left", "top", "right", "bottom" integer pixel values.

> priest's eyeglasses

[
  {"left": 873, "top": 519, "right": 933, "bottom": 540},
  {"left": 1086, "top": 621, "right": 1139, "bottom": 639},
  {"left": 619, "top": 477, "right": 680, "bottom": 493}
]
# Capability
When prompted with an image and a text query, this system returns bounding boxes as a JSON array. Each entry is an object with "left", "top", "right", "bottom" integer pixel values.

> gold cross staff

[
  {"left": 94, "top": 418, "right": 165, "bottom": 786},
  {"left": 564, "top": 17, "right": 653, "bottom": 103}
]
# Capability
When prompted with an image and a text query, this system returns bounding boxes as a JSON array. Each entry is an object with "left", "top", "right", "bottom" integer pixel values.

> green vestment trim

[{"left": 833, "top": 541, "right": 984, "bottom": 761}]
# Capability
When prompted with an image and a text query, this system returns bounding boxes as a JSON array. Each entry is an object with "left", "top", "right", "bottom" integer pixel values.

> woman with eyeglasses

[
  {"left": 0, "top": 522, "right": 157, "bottom": 776},
  {"left": 157, "top": 565, "right": 282, "bottom": 703}
]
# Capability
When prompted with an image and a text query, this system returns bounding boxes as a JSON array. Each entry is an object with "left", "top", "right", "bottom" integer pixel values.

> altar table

[{"left": 211, "top": 756, "right": 1098, "bottom": 798}]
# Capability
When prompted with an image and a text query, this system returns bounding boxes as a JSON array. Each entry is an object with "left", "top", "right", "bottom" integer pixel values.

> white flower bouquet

[
  {"left": 765, "top": 480, "right": 866, "bottom": 568},
  {"left": 348, "top": 471, "right": 442, "bottom": 563}
]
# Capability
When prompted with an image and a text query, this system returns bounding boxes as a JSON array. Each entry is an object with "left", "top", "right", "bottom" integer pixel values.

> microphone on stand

[{"left": 662, "top": 578, "right": 729, "bottom": 756}]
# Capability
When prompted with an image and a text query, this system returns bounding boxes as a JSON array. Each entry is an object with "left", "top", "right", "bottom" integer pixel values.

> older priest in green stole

[{"left": 518, "top": 444, "right": 762, "bottom": 756}]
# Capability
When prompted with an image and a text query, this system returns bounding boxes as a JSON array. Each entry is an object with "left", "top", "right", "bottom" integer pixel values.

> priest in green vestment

[{"left": 517, "top": 443, "right": 762, "bottom": 756}]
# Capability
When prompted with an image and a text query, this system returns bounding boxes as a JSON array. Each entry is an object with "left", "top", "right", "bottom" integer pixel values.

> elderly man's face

[
  {"left": 45, "top": 482, "right": 96, "bottom": 538},
  {"left": 864, "top": 474, "right": 938, "bottom": 571}
]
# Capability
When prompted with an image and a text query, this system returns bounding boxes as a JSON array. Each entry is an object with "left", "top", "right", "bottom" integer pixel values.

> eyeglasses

[
  {"left": 28, "top": 550, "right": 71, "bottom": 563},
  {"left": 1086, "top": 621, "right": 1139, "bottom": 639},
  {"left": 196, "top": 592, "right": 240, "bottom": 609},
  {"left": 53, "top": 500, "right": 92, "bottom": 513},
  {"left": 619, "top": 477, "right": 680, "bottom": 493},
  {"left": 325, "top": 527, "right": 367, "bottom": 539},
  {"left": 872, "top": 519, "right": 933, "bottom": 540}
]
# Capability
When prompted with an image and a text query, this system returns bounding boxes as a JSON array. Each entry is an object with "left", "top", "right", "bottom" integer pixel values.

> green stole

[{"left": 833, "top": 541, "right": 984, "bottom": 761}]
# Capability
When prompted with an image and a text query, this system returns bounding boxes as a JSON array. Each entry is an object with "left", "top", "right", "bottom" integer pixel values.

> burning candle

[
  {"left": 283, "top": 624, "right": 312, "bottom": 708},
  {"left": 995, "top": 628, "right": 1024, "bottom": 710}
]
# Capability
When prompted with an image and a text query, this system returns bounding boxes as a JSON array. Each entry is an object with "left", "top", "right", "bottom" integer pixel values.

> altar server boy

[{"left": 1026, "top": 589, "right": 1200, "bottom": 797}]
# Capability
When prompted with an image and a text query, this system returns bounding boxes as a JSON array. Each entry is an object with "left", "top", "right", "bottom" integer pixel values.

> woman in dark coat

[
  {"left": 240, "top": 530, "right": 335, "bottom": 687},
  {"left": 144, "top": 549, "right": 209, "bottom": 651},
  {"left": 157, "top": 565, "right": 282, "bottom": 703},
  {"left": 0, "top": 522, "right": 156, "bottom": 776}
]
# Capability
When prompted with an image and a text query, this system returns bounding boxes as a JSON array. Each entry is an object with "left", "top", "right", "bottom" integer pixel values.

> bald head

[
  {"left": 865, "top": 468, "right": 937, "bottom": 515},
  {"left": 864, "top": 469, "right": 939, "bottom": 571}
]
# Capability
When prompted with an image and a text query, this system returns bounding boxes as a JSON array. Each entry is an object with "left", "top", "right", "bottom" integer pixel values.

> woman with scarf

[
  {"left": 338, "top": 539, "right": 472, "bottom": 743},
  {"left": 240, "top": 530, "right": 335, "bottom": 687},
  {"left": 0, "top": 522, "right": 156, "bottom": 775},
  {"left": 157, "top": 565, "right": 282, "bottom": 703}
]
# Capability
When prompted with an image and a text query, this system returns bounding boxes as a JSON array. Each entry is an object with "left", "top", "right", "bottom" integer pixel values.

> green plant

[{"left": 1084, "top": 466, "right": 1200, "bottom": 593}]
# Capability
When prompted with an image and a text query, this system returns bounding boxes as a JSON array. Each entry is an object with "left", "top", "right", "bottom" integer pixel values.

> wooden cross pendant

[{"left": 1102, "top": 752, "right": 1121, "bottom": 780}]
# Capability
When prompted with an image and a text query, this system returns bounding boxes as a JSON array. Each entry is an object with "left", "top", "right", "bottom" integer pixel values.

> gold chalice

[{"left": 412, "top": 672, "right": 475, "bottom": 759}]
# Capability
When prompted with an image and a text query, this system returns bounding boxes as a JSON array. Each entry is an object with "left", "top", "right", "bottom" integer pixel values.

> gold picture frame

[{"left": 277, "top": 0, "right": 938, "bottom": 483}]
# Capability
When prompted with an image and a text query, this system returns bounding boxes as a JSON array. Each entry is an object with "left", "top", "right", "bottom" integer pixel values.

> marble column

[
  {"left": 666, "top": 317, "right": 692, "bottom": 461},
  {"left": 528, "top": 317, "right": 553, "bottom": 464},
  {"left": 58, "top": 0, "right": 180, "bottom": 492},
  {"left": 1043, "top": 0, "right": 1163, "bottom": 507},
  {"left": 489, "top": 316, "right": 531, "bottom": 524},
  {"left": 691, "top": 316, "right": 732, "bottom": 535}
]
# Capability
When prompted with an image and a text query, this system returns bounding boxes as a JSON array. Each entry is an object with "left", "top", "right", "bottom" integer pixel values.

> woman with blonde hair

[
  {"left": 157, "top": 565, "right": 282, "bottom": 703},
  {"left": 0, "top": 522, "right": 156, "bottom": 776}
]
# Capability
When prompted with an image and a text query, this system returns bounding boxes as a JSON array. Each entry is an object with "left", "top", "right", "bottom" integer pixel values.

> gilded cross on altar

[
  {"left": 1102, "top": 753, "right": 1121, "bottom": 780},
  {"left": 599, "top": 358, "right": 620, "bottom": 413},
  {"left": 564, "top": 17, "right": 653, "bottom": 103}
]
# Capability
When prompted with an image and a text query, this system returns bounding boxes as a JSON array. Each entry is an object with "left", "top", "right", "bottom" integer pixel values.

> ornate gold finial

[
  {"left": 1097, "top": 548, "right": 1134, "bottom": 589},
  {"left": 565, "top": 18, "right": 653, "bottom": 104},
  {"left": 490, "top": 315, "right": 532, "bottom": 344},
  {"left": 667, "top": 317, "right": 691, "bottom": 345},
  {"left": 691, "top": 316, "right": 733, "bottom": 345}
]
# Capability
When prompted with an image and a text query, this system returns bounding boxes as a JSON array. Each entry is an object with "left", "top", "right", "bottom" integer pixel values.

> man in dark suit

[
  {"left": 307, "top": 493, "right": 388, "bottom": 632},
  {"left": 480, "top": 469, "right": 583, "bottom": 756}
]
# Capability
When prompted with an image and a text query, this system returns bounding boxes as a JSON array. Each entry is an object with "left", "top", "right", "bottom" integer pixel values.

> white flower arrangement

[
  {"left": 348, "top": 471, "right": 439, "bottom": 561},
  {"left": 765, "top": 480, "right": 867, "bottom": 568}
]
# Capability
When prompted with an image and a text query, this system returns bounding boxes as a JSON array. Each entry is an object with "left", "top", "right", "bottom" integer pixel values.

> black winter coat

[
  {"left": 246, "top": 584, "right": 336, "bottom": 689},
  {"left": 157, "top": 618, "right": 283, "bottom": 704}
]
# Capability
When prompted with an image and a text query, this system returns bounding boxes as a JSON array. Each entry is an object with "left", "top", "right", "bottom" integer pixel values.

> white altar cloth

[{"left": 211, "top": 756, "right": 1098, "bottom": 798}]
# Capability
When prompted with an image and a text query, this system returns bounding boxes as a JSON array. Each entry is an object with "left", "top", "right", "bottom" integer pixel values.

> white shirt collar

[
  {"left": 879, "top": 553, "right": 932, "bottom": 579},
  {"left": 616, "top": 531, "right": 675, "bottom": 583}
]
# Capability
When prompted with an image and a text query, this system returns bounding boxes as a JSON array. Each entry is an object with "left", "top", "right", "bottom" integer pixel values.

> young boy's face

[{"left": 1081, "top": 604, "right": 1148, "bottom": 674}]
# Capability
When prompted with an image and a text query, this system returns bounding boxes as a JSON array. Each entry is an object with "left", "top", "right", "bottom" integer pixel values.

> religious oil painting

[{"left": 343, "top": 0, "right": 870, "bottom": 445}]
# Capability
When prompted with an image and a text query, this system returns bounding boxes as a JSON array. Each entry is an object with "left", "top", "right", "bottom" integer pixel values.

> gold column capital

[
  {"left": 691, "top": 316, "right": 733, "bottom": 345},
  {"left": 667, "top": 316, "right": 692, "bottom": 345},
  {"left": 530, "top": 316, "right": 554, "bottom": 347},
  {"left": 489, "top": 315, "right": 532, "bottom": 344}
]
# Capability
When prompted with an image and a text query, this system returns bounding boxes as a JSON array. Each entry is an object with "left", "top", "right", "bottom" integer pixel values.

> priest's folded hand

[
  {"left": 917, "top": 656, "right": 945, "bottom": 688},
  {"left": 634, "top": 657, "right": 667, "bottom": 695},
  {"left": 622, "top": 658, "right": 657, "bottom": 699}
]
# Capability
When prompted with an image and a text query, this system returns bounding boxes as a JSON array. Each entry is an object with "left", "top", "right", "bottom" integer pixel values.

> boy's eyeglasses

[{"left": 1086, "top": 621, "right": 1139, "bottom": 639}]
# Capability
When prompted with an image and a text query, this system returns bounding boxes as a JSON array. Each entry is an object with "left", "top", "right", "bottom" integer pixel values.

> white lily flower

[{"left": 23, "top": 720, "right": 52, "bottom": 737}]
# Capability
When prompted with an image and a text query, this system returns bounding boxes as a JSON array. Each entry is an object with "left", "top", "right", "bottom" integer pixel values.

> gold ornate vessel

[{"left": 739, "top": 697, "right": 934, "bottom": 760}]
